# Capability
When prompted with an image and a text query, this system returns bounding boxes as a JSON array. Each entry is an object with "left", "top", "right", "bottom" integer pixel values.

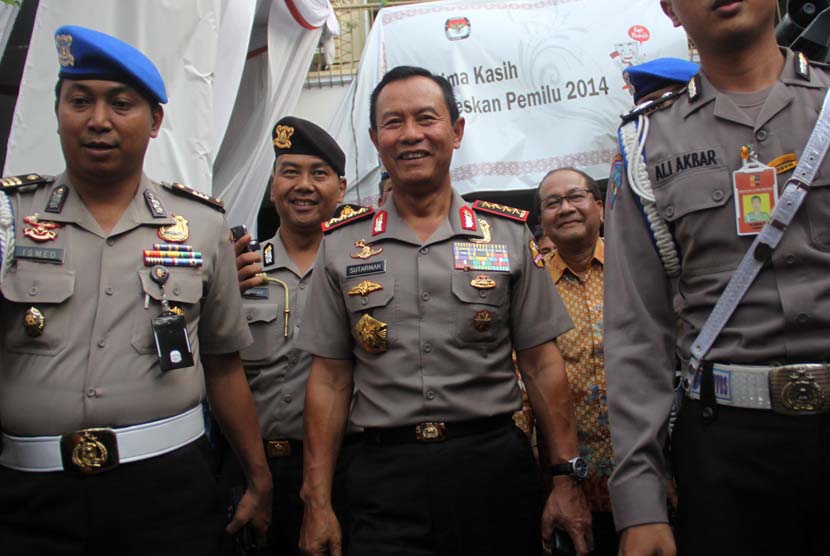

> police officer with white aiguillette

[
  {"left": 0, "top": 25, "right": 271, "bottom": 555},
  {"left": 605, "top": 1, "right": 830, "bottom": 555}
]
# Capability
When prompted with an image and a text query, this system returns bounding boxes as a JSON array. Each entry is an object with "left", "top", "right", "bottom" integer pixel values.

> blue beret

[
  {"left": 623, "top": 58, "right": 700, "bottom": 103},
  {"left": 272, "top": 116, "right": 346, "bottom": 177},
  {"left": 54, "top": 25, "right": 167, "bottom": 104}
]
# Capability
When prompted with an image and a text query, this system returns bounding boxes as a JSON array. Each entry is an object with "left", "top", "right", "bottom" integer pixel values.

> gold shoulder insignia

[
  {"left": 322, "top": 203, "right": 374, "bottom": 233},
  {"left": 620, "top": 86, "right": 687, "bottom": 124},
  {"left": 161, "top": 181, "right": 225, "bottom": 213},
  {"left": 0, "top": 173, "right": 54, "bottom": 191},
  {"left": 472, "top": 200, "right": 529, "bottom": 223}
]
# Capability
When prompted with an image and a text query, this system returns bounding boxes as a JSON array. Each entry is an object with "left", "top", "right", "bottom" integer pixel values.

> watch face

[{"left": 572, "top": 457, "right": 589, "bottom": 480}]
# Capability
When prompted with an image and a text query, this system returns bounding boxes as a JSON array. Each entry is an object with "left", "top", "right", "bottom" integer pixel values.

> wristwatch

[{"left": 551, "top": 456, "right": 589, "bottom": 481}]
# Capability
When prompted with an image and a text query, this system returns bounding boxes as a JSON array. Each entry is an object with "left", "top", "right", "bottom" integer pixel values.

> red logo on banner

[{"left": 628, "top": 25, "right": 650, "bottom": 44}]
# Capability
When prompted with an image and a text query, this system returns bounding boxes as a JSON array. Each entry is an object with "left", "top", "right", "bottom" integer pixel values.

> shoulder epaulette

[
  {"left": 322, "top": 203, "right": 374, "bottom": 233},
  {"left": 472, "top": 200, "right": 529, "bottom": 222},
  {"left": 162, "top": 181, "right": 225, "bottom": 213},
  {"left": 795, "top": 51, "right": 811, "bottom": 79},
  {"left": 0, "top": 173, "right": 54, "bottom": 191},
  {"left": 620, "top": 87, "right": 686, "bottom": 124}
]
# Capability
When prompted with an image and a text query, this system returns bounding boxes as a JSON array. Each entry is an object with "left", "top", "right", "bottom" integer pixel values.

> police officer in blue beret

[
  {"left": 0, "top": 25, "right": 272, "bottom": 555},
  {"left": 623, "top": 58, "right": 700, "bottom": 105}
]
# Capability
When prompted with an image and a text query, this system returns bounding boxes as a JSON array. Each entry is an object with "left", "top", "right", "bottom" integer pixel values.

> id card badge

[
  {"left": 152, "top": 312, "right": 194, "bottom": 372},
  {"left": 732, "top": 147, "right": 778, "bottom": 236}
]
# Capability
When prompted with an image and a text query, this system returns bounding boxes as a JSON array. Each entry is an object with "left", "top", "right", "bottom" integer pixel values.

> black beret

[{"left": 272, "top": 116, "right": 345, "bottom": 177}]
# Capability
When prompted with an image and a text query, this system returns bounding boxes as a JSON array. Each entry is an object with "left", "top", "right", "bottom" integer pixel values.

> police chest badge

[
  {"left": 355, "top": 314, "right": 387, "bottom": 353},
  {"left": 157, "top": 214, "right": 189, "bottom": 243},
  {"left": 351, "top": 239, "right": 383, "bottom": 260},
  {"left": 22, "top": 214, "right": 63, "bottom": 243}
]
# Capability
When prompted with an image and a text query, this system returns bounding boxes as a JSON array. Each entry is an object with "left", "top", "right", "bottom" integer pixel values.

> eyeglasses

[{"left": 541, "top": 188, "right": 595, "bottom": 211}]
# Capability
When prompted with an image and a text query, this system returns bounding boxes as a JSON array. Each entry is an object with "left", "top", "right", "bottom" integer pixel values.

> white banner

[{"left": 333, "top": 0, "right": 689, "bottom": 199}]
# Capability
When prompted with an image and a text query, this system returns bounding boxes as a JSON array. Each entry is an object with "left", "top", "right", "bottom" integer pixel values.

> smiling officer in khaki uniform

[
  {"left": 0, "top": 25, "right": 271, "bottom": 555},
  {"left": 605, "top": 1, "right": 830, "bottom": 555},
  {"left": 296, "top": 66, "right": 592, "bottom": 556},
  {"left": 233, "top": 116, "right": 357, "bottom": 555}
]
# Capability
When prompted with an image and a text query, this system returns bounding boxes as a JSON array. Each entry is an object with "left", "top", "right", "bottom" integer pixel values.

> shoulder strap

[
  {"left": 689, "top": 85, "right": 830, "bottom": 371},
  {"left": 161, "top": 181, "right": 225, "bottom": 213},
  {"left": 322, "top": 204, "right": 374, "bottom": 233},
  {"left": 0, "top": 173, "right": 53, "bottom": 192},
  {"left": 471, "top": 200, "right": 529, "bottom": 222}
]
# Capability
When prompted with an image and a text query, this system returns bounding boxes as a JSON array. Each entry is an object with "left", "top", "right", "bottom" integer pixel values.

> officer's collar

[
  {"left": 369, "top": 188, "right": 485, "bottom": 246},
  {"left": 261, "top": 229, "right": 308, "bottom": 277}
]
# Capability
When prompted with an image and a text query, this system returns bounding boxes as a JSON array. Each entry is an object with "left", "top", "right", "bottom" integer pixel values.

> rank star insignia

[
  {"left": 22, "top": 214, "right": 63, "bottom": 242},
  {"left": 470, "top": 275, "right": 496, "bottom": 289},
  {"left": 347, "top": 280, "right": 384, "bottom": 297},
  {"left": 157, "top": 214, "right": 189, "bottom": 243},
  {"left": 273, "top": 125, "right": 294, "bottom": 148},
  {"left": 351, "top": 239, "right": 383, "bottom": 260},
  {"left": 473, "top": 310, "right": 493, "bottom": 332}
]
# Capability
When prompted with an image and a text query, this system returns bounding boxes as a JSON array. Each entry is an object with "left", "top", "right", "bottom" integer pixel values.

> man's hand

[
  {"left": 226, "top": 479, "right": 273, "bottom": 546},
  {"left": 235, "top": 233, "right": 264, "bottom": 292},
  {"left": 619, "top": 523, "right": 676, "bottom": 556},
  {"left": 299, "top": 504, "right": 342, "bottom": 556},
  {"left": 542, "top": 476, "right": 592, "bottom": 555}
]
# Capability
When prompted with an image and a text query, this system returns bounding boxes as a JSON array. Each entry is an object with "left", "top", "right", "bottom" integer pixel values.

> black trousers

[
  {"left": 0, "top": 436, "right": 224, "bottom": 556},
  {"left": 220, "top": 438, "right": 357, "bottom": 556},
  {"left": 347, "top": 422, "right": 543, "bottom": 556},
  {"left": 672, "top": 399, "right": 830, "bottom": 556}
]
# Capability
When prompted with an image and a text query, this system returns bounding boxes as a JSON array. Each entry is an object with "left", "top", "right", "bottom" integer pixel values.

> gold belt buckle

[
  {"left": 415, "top": 422, "right": 446, "bottom": 442},
  {"left": 265, "top": 440, "right": 292, "bottom": 458},
  {"left": 768, "top": 364, "right": 830, "bottom": 415},
  {"left": 59, "top": 428, "right": 119, "bottom": 474}
]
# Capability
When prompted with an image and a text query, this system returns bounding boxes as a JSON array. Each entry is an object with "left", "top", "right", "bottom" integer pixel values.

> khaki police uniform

[
  {"left": 297, "top": 190, "right": 572, "bottom": 556},
  {"left": 605, "top": 49, "right": 830, "bottom": 554},
  {"left": 0, "top": 173, "right": 251, "bottom": 553}
]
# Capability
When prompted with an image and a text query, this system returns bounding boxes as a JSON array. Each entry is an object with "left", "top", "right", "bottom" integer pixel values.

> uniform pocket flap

[
  {"left": 654, "top": 168, "right": 732, "bottom": 222},
  {"left": 138, "top": 269, "right": 203, "bottom": 304},
  {"left": 451, "top": 272, "right": 508, "bottom": 306},
  {"left": 343, "top": 278, "right": 395, "bottom": 312},
  {"left": 243, "top": 303, "right": 279, "bottom": 324},
  {"left": 1, "top": 266, "right": 75, "bottom": 303}
]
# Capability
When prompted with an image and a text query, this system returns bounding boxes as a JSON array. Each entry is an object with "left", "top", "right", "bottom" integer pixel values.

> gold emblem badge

[
  {"left": 23, "top": 307, "right": 45, "bottom": 337},
  {"left": 169, "top": 305, "right": 185, "bottom": 317},
  {"left": 782, "top": 369, "right": 825, "bottom": 412},
  {"left": 415, "top": 422, "right": 446, "bottom": 442},
  {"left": 55, "top": 33, "right": 75, "bottom": 67},
  {"left": 351, "top": 239, "right": 383, "bottom": 260},
  {"left": 273, "top": 125, "right": 294, "bottom": 149},
  {"left": 470, "top": 274, "right": 496, "bottom": 289},
  {"left": 355, "top": 314, "right": 387, "bottom": 353},
  {"left": 22, "top": 214, "right": 63, "bottom": 243},
  {"left": 157, "top": 214, "right": 189, "bottom": 243},
  {"left": 529, "top": 240, "right": 545, "bottom": 268},
  {"left": 470, "top": 218, "right": 491, "bottom": 244},
  {"left": 473, "top": 310, "right": 493, "bottom": 332},
  {"left": 71, "top": 432, "right": 109, "bottom": 472},
  {"left": 348, "top": 280, "right": 384, "bottom": 297}
]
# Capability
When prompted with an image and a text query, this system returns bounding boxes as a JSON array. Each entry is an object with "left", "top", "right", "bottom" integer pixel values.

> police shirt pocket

[
  {"left": 239, "top": 303, "right": 282, "bottom": 364},
  {"left": 342, "top": 278, "right": 396, "bottom": 346},
  {"left": 451, "top": 272, "right": 507, "bottom": 346},
  {"left": 131, "top": 269, "right": 203, "bottom": 354},
  {"left": 805, "top": 181, "right": 830, "bottom": 251},
  {"left": 1, "top": 266, "right": 75, "bottom": 355}
]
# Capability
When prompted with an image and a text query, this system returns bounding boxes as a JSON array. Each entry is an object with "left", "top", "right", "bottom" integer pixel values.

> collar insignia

[
  {"left": 45, "top": 185, "right": 69, "bottom": 214},
  {"left": 687, "top": 75, "right": 700, "bottom": 101},
  {"left": 372, "top": 210, "right": 387, "bottom": 236},
  {"left": 263, "top": 242, "right": 274, "bottom": 266},
  {"left": 460, "top": 206, "right": 477, "bottom": 231},
  {"left": 143, "top": 190, "right": 167, "bottom": 218},
  {"left": 795, "top": 52, "right": 810, "bottom": 80}
]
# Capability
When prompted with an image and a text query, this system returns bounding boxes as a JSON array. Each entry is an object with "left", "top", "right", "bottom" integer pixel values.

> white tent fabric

[
  {"left": 4, "top": 0, "right": 328, "bottom": 234},
  {"left": 0, "top": 2, "right": 20, "bottom": 60},
  {"left": 328, "top": 0, "right": 690, "bottom": 204}
]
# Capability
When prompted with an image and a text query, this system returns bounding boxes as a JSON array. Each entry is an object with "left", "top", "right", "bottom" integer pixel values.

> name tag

[
  {"left": 690, "top": 367, "right": 732, "bottom": 401},
  {"left": 14, "top": 245, "right": 65, "bottom": 264},
  {"left": 346, "top": 260, "right": 386, "bottom": 278},
  {"left": 243, "top": 287, "right": 269, "bottom": 299}
]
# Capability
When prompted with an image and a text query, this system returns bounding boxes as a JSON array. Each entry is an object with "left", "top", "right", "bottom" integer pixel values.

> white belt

[
  {"left": 685, "top": 362, "right": 830, "bottom": 415},
  {"left": 0, "top": 405, "right": 205, "bottom": 473}
]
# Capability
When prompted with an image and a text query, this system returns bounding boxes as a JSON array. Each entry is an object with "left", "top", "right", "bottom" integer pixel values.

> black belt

[
  {"left": 264, "top": 433, "right": 364, "bottom": 458},
  {"left": 363, "top": 414, "right": 514, "bottom": 444}
]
